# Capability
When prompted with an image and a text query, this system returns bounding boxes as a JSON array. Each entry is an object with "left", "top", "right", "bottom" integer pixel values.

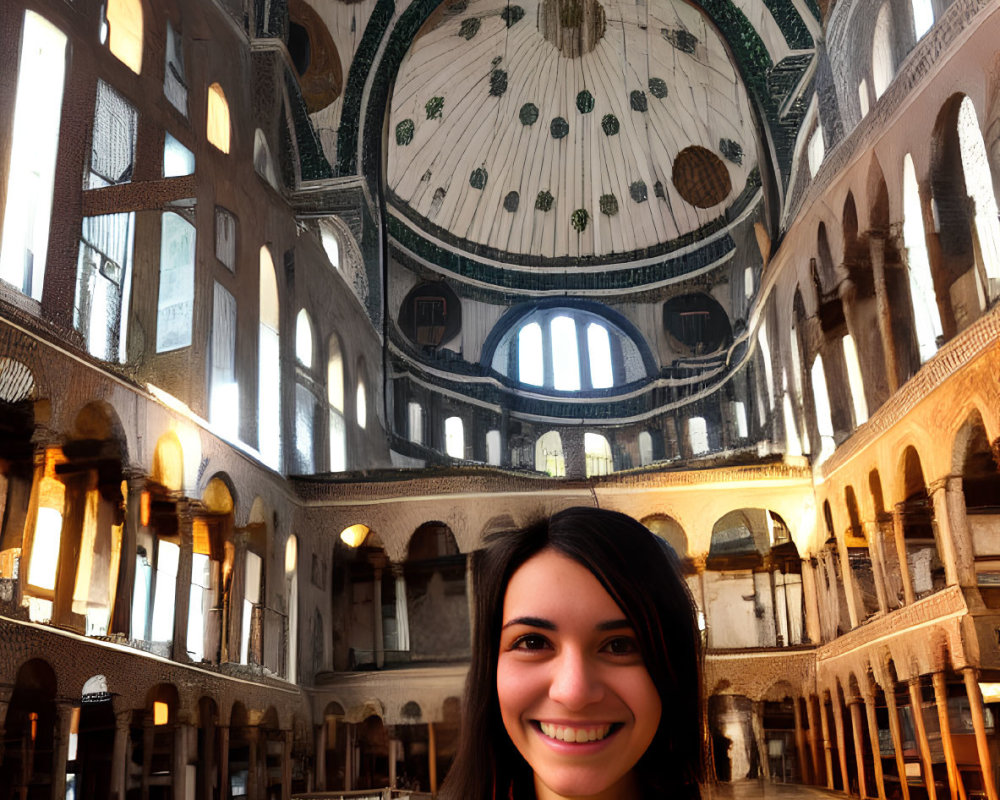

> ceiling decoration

[{"left": 386, "top": 0, "right": 760, "bottom": 261}]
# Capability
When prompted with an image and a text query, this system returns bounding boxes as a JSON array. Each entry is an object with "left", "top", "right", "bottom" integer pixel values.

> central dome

[{"left": 387, "top": 0, "right": 759, "bottom": 262}]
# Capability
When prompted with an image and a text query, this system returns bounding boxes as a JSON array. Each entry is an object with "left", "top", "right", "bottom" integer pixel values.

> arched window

[
  {"left": 858, "top": 79, "right": 870, "bottom": 117},
  {"left": 842, "top": 334, "right": 868, "bottom": 426},
  {"left": 872, "top": 3, "right": 894, "bottom": 100},
  {"left": 209, "top": 282, "right": 238, "bottom": 439},
  {"left": 319, "top": 221, "right": 340, "bottom": 270},
  {"left": 355, "top": 364, "right": 367, "bottom": 430},
  {"left": 957, "top": 97, "right": 1000, "bottom": 301},
  {"left": 807, "top": 127, "right": 824, "bottom": 177},
  {"left": 294, "top": 310, "right": 316, "bottom": 473},
  {"left": 584, "top": 432, "right": 613, "bottom": 476},
  {"left": 253, "top": 129, "right": 278, "bottom": 189},
  {"left": 493, "top": 306, "right": 648, "bottom": 391},
  {"left": 295, "top": 309, "right": 313, "bottom": 368},
  {"left": 810, "top": 356, "right": 836, "bottom": 463},
  {"left": 535, "top": 431, "right": 565, "bottom": 477},
  {"left": 638, "top": 431, "right": 654, "bottom": 466},
  {"left": 912, "top": 0, "right": 934, "bottom": 38},
  {"left": 902, "top": 154, "right": 942, "bottom": 361},
  {"left": 258, "top": 247, "right": 281, "bottom": 468},
  {"left": 328, "top": 335, "right": 346, "bottom": 470},
  {"left": 102, "top": 0, "right": 143, "bottom": 74},
  {"left": 445, "top": 416, "right": 464, "bottom": 459},
  {"left": 0, "top": 11, "right": 67, "bottom": 301},
  {"left": 206, "top": 83, "right": 231, "bottom": 154}
]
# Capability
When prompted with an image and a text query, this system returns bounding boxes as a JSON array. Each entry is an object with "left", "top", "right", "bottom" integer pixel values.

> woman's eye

[
  {"left": 513, "top": 634, "right": 550, "bottom": 651},
  {"left": 602, "top": 636, "right": 639, "bottom": 656}
]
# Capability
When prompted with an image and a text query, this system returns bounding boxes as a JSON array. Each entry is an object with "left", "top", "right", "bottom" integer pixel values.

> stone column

[
  {"left": 282, "top": 729, "right": 293, "bottom": 800},
  {"left": 112, "top": 475, "right": 144, "bottom": 636},
  {"left": 805, "top": 696, "right": 823, "bottom": 786},
  {"left": 110, "top": 709, "right": 131, "bottom": 800},
  {"left": 52, "top": 701, "right": 76, "bottom": 800},
  {"left": 172, "top": 499, "right": 194, "bottom": 662},
  {"left": 962, "top": 669, "right": 998, "bottom": 800},
  {"left": 0, "top": 686, "right": 12, "bottom": 766},
  {"left": 466, "top": 555, "right": 475, "bottom": 646},
  {"left": 864, "top": 521, "right": 890, "bottom": 614},
  {"left": 884, "top": 686, "right": 911, "bottom": 800},
  {"left": 174, "top": 712, "right": 193, "bottom": 800},
  {"left": 344, "top": 724, "right": 353, "bottom": 791},
  {"left": 373, "top": 566, "right": 384, "bottom": 669},
  {"left": 819, "top": 698, "right": 835, "bottom": 790},
  {"left": 831, "top": 696, "right": 851, "bottom": 793},
  {"left": 847, "top": 698, "right": 868, "bottom": 798},
  {"left": 936, "top": 477, "right": 977, "bottom": 588},
  {"left": 428, "top": 721, "right": 438, "bottom": 793},
  {"left": 838, "top": 539, "right": 861, "bottom": 629},
  {"left": 218, "top": 724, "right": 230, "bottom": 800},
  {"left": 200, "top": 711, "right": 216, "bottom": 800},
  {"left": 868, "top": 235, "right": 900, "bottom": 392},
  {"left": 751, "top": 700, "right": 770, "bottom": 780},
  {"left": 907, "top": 678, "right": 938, "bottom": 800},
  {"left": 931, "top": 672, "right": 961, "bottom": 800},
  {"left": 892, "top": 504, "right": 916, "bottom": 605},
  {"left": 247, "top": 726, "right": 260, "bottom": 800},
  {"left": 392, "top": 564, "right": 410, "bottom": 652},
  {"left": 801, "top": 559, "right": 823, "bottom": 645},
  {"left": 315, "top": 722, "right": 327, "bottom": 791},
  {"left": 793, "top": 697, "right": 810, "bottom": 784},
  {"left": 861, "top": 686, "right": 887, "bottom": 800},
  {"left": 388, "top": 736, "right": 397, "bottom": 788}
]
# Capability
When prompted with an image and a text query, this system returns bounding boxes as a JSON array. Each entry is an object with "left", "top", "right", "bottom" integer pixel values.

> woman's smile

[{"left": 496, "top": 549, "right": 661, "bottom": 800}]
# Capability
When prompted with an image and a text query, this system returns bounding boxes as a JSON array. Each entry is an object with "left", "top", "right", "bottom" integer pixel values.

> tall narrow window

[
  {"left": 258, "top": 247, "right": 281, "bottom": 468},
  {"left": 535, "top": 431, "right": 565, "bottom": 477},
  {"left": 295, "top": 310, "right": 314, "bottom": 368},
  {"left": 328, "top": 336, "right": 346, "bottom": 470},
  {"left": 102, "top": 0, "right": 144, "bottom": 74},
  {"left": 957, "top": 97, "right": 1000, "bottom": 302},
  {"left": 206, "top": 83, "right": 231, "bottom": 154},
  {"left": 687, "top": 418, "right": 709, "bottom": 455},
  {"left": 320, "top": 222, "right": 340, "bottom": 269},
  {"left": 757, "top": 328, "right": 775, "bottom": 409},
  {"left": 912, "top": 0, "right": 934, "bottom": 38},
  {"left": 811, "top": 357, "right": 836, "bottom": 463},
  {"left": 209, "top": 283, "right": 238, "bottom": 439},
  {"left": 163, "top": 133, "right": 194, "bottom": 178},
  {"left": 294, "top": 384, "right": 316, "bottom": 473},
  {"left": 587, "top": 324, "right": 613, "bottom": 389},
  {"left": 87, "top": 81, "right": 138, "bottom": 189},
  {"left": 445, "top": 416, "right": 464, "bottom": 459},
  {"left": 807, "top": 127, "right": 824, "bottom": 177},
  {"left": 518, "top": 322, "right": 543, "bottom": 386},
  {"left": 356, "top": 363, "right": 367, "bottom": 429},
  {"left": 408, "top": 402, "right": 424, "bottom": 445},
  {"left": 486, "top": 429, "right": 501, "bottom": 466},
  {"left": 241, "top": 551, "right": 262, "bottom": 664},
  {"left": 253, "top": 129, "right": 278, "bottom": 188},
  {"left": 164, "top": 21, "right": 187, "bottom": 115},
  {"left": 214, "top": 207, "right": 236, "bottom": 272},
  {"left": 842, "top": 335, "right": 868, "bottom": 425},
  {"left": 155, "top": 209, "right": 196, "bottom": 352},
  {"left": 75, "top": 213, "right": 135, "bottom": 362},
  {"left": 872, "top": 4, "right": 894, "bottom": 99},
  {"left": 550, "top": 316, "right": 581, "bottom": 390},
  {"left": 903, "top": 154, "right": 942, "bottom": 361},
  {"left": 0, "top": 12, "right": 67, "bottom": 301},
  {"left": 285, "top": 536, "right": 298, "bottom": 680},
  {"left": 638, "top": 431, "right": 653, "bottom": 466}
]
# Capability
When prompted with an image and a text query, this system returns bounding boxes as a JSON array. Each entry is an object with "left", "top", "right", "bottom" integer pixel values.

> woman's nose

[{"left": 548, "top": 648, "right": 604, "bottom": 709}]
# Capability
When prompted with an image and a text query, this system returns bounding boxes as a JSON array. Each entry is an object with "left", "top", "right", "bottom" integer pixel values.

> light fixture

[{"left": 340, "top": 524, "right": 369, "bottom": 548}]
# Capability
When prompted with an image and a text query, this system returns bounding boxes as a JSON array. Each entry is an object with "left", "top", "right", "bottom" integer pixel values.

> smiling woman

[{"left": 441, "top": 507, "right": 703, "bottom": 800}]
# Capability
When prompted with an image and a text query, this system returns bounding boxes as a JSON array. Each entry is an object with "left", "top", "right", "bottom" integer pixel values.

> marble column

[
  {"left": 218, "top": 724, "right": 230, "bottom": 800},
  {"left": 172, "top": 499, "right": 194, "bottom": 662},
  {"left": 907, "top": 678, "right": 938, "bottom": 800},
  {"left": 863, "top": 521, "right": 890, "bottom": 614},
  {"left": 282, "top": 728, "right": 293, "bottom": 800},
  {"left": 931, "top": 672, "right": 962, "bottom": 800},
  {"left": 751, "top": 700, "right": 770, "bottom": 780},
  {"left": 428, "top": 721, "right": 438, "bottom": 793},
  {"left": 793, "top": 697, "right": 810, "bottom": 784},
  {"left": 892, "top": 504, "right": 916, "bottom": 605},
  {"left": 109, "top": 709, "right": 131, "bottom": 800},
  {"left": 51, "top": 701, "right": 75, "bottom": 800},
  {"left": 805, "top": 696, "right": 823, "bottom": 785},
  {"left": 373, "top": 567, "right": 384, "bottom": 670},
  {"left": 315, "top": 722, "right": 327, "bottom": 791},
  {"left": 868, "top": 235, "right": 900, "bottom": 392},
  {"left": 0, "top": 686, "right": 12, "bottom": 766},
  {"left": 962, "top": 669, "right": 998, "bottom": 800},
  {"left": 884, "top": 686, "right": 911, "bottom": 800},
  {"left": 861, "top": 686, "right": 887, "bottom": 800},
  {"left": 847, "top": 698, "right": 869, "bottom": 798},
  {"left": 930, "top": 477, "right": 977, "bottom": 588},
  {"left": 173, "top": 712, "right": 193, "bottom": 800},
  {"left": 801, "top": 559, "right": 823, "bottom": 645},
  {"left": 831, "top": 696, "right": 851, "bottom": 794}
]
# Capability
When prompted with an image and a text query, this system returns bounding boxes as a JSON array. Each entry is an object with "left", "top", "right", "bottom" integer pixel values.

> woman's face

[{"left": 496, "top": 548, "right": 661, "bottom": 800}]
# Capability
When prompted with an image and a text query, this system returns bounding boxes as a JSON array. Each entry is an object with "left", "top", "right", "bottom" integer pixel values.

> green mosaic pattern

[
  {"left": 571, "top": 208, "right": 589, "bottom": 232},
  {"left": 535, "top": 190, "right": 554, "bottom": 211},
  {"left": 470, "top": 167, "right": 488, "bottom": 189},
  {"left": 550, "top": 117, "right": 569, "bottom": 139},
  {"left": 629, "top": 181, "right": 648, "bottom": 203},
  {"left": 504, "top": 191, "right": 520, "bottom": 211},
  {"left": 648, "top": 78, "right": 668, "bottom": 99},
  {"left": 490, "top": 69, "right": 508, "bottom": 97},
  {"left": 459, "top": 17, "right": 481, "bottom": 39},
  {"left": 519, "top": 103, "right": 539, "bottom": 125},
  {"left": 600, "top": 194, "right": 619, "bottom": 215},
  {"left": 601, "top": 114, "right": 619, "bottom": 135},
  {"left": 576, "top": 90, "right": 595, "bottom": 113},
  {"left": 395, "top": 119, "right": 414, "bottom": 146},
  {"left": 426, "top": 96, "right": 444, "bottom": 119}
]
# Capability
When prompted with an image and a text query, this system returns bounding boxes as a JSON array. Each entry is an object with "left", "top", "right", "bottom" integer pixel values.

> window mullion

[{"left": 577, "top": 319, "right": 592, "bottom": 390}]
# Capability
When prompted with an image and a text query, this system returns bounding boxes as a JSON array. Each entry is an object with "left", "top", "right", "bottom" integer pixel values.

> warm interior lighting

[
  {"left": 285, "top": 535, "right": 297, "bottom": 573},
  {"left": 153, "top": 701, "right": 169, "bottom": 725},
  {"left": 28, "top": 473, "right": 65, "bottom": 591},
  {"left": 68, "top": 706, "right": 80, "bottom": 760},
  {"left": 29, "top": 711, "right": 38, "bottom": 742},
  {"left": 340, "top": 524, "right": 370, "bottom": 548},
  {"left": 980, "top": 682, "right": 1000, "bottom": 703},
  {"left": 206, "top": 83, "right": 231, "bottom": 154},
  {"left": 106, "top": 0, "right": 143, "bottom": 74},
  {"left": 140, "top": 490, "right": 151, "bottom": 527}
]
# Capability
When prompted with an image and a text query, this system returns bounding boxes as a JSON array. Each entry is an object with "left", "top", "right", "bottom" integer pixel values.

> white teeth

[{"left": 538, "top": 722, "right": 612, "bottom": 743}]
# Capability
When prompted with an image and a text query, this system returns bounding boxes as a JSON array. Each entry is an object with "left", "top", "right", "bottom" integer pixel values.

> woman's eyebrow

[
  {"left": 502, "top": 616, "right": 556, "bottom": 630},
  {"left": 595, "top": 619, "right": 632, "bottom": 631}
]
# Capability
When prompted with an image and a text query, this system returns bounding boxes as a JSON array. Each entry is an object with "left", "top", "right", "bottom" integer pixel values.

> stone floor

[{"left": 705, "top": 781, "right": 846, "bottom": 800}]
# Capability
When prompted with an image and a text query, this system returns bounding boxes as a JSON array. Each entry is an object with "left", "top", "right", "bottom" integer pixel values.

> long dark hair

[{"left": 441, "top": 506, "right": 703, "bottom": 800}]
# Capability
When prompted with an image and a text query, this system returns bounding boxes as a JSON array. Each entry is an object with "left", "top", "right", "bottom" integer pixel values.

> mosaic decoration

[
  {"left": 662, "top": 27, "right": 698, "bottom": 53},
  {"left": 490, "top": 69, "right": 508, "bottom": 97},
  {"left": 571, "top": 208, "right": 589, "bottom": 232},
  {"left": 550, "top": 116, "right": 569, "bottom": 139},
  {"left": 459, "top": 17, "right": 481, "bottom": 38},
  {"left": 629, "top": 181, "right": 648, "bottom": 203},
  {"left": 395, "top": 119, "right": 414, "bottom": 146},
  {"left": 672, "top": 146, "right": 732, "bottom": 208},
  {"left": 600, "top": 194, "right": 619, "bottom": 215},
  {"left": 504, "top": 191, "right": 520, "bottom": 211},
  {"left": 470, "top": 167, "right": 488, "bottom": 189},
  {"left": 500, "top": 5, "right": 526, "bottom": 25},
  {"left": 719, "top": 138, "right": 743, "bottom": 164},
  {"left": 425, "top": 96, "right": 444, "bottom": 119},
  {"left": 601, "top": 114, "right": 619, "bottom": 135},
  {"left": 519, "top": 102, "right": 539, "bottom": 125},
  {"left": 576, "top": 90, "right": 595, "bottom": 113},
  {"left": 629, "top": 90, "right": 648, "bottom": 112},
  {"left": 648, "top": 78, "right": 668, "bottom": 99},
  {"left": 535, "top": 190, "right": 554, "bottom": 211}
]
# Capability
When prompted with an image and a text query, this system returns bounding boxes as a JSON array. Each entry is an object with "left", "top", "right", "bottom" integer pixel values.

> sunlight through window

[{"left": 550, "top": 316, "right": 580, "bottom": 391}]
